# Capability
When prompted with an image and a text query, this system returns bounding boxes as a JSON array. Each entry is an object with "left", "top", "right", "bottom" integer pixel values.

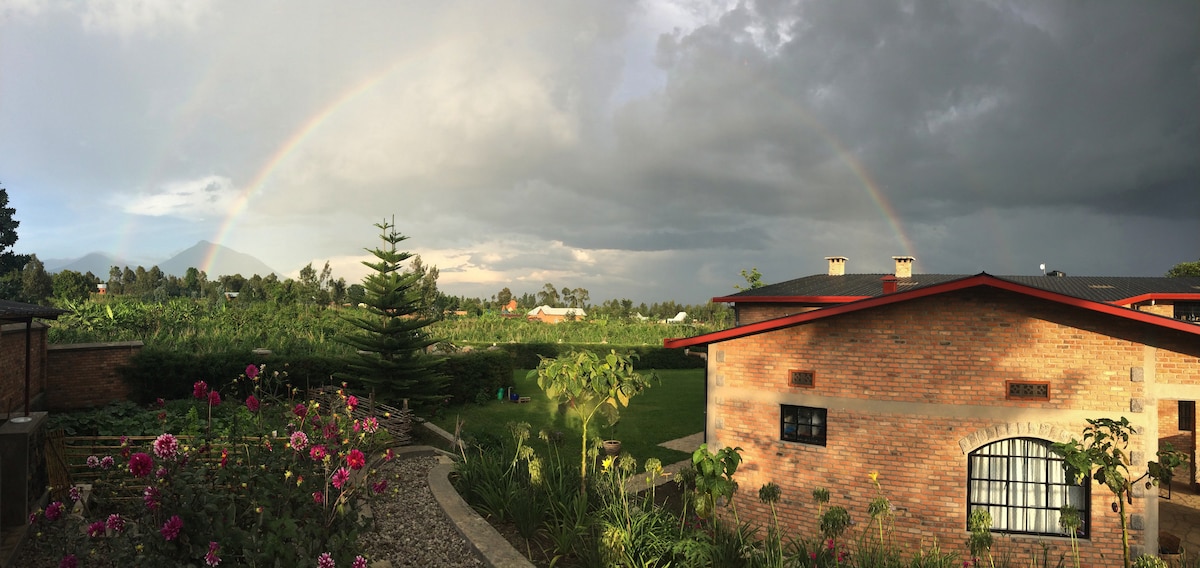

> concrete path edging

[
  {"left": 415, "top": 426, "right": 706, "bottom": 568},
  {"left": 426, "top": 454, "right": 535, "bottom": 568}
]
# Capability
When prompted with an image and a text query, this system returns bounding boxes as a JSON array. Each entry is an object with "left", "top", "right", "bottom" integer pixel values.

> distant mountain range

[{"left": 43, "top": 241, "right": 279, "bottom": 279}]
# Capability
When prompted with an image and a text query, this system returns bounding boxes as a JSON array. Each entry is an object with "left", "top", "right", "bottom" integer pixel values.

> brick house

[
  {"left": 665, "top": 257, "right": 1200, "bottom": 564},
  {"left": 526, "top": 305, "right": 586, "bottom": 324}
]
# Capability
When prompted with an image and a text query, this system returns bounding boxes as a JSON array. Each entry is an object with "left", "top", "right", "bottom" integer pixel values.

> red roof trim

[
  {"left": 1116, "top": 293, "right": 1200, "bottom": 305},
  {"left": 665, "top": 274, "right": 1200, "bottom": 349},
  {"left": 711, "top": 295, "right": 870, "bottom": 304}
]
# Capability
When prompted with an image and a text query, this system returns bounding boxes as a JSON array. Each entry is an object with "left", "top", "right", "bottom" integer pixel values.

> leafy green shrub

[
  {"left": 486, "top": 342, "right": 703, "bottom": 370},
  {"left": 491, "top": 342, "right": 562, "bottom": 368},
  {"left": 118, "top": 350, "right": 250, "bottom": 403},
  {"left": 440, "top": 349, "right": 514, "bottom": 404},
  {"left": 118, "top": 350, "right": 346, "bottom": 404},
  {"left": 627, "top": 345, "right": 705, "bottom": 369}
]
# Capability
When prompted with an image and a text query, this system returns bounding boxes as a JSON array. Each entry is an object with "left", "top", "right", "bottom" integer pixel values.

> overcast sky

[{"left": 2, "top": 0, "right": 1197, "bottom": 304}]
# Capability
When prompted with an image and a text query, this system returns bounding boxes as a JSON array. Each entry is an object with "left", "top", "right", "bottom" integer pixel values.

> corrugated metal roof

[
  {"left": 0, "top": 299, "right": 69, "bottom": 322},
  {"left": 718, "top": 273, "right": 1200, "bottom": 304},
  {"left": 669, "top": 274, "right": 1200, "bottom": 349}
]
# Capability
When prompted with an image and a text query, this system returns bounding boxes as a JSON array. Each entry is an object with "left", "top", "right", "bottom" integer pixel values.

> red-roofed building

[{"left": 666, "top": 257, "right": 1200, "bottom": 563}]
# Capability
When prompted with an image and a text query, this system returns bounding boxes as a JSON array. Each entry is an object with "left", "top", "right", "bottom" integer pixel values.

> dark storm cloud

[
  {"left": 603, "top": 0, "right": 1200, "bottom": 230},
  {"left": 7, "top": 1, "right": 1198, "bottom": 303}
]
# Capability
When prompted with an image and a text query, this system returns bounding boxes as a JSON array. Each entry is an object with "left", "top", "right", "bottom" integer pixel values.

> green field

[{"left": 432, "top": 368, "right": 705, "bottom": 465}]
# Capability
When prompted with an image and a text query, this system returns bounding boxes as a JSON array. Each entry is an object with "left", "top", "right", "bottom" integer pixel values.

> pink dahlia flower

[
  {"left": 346, "top": 449, "right": 366, "bottom": 470},
  {"left": 332, "top": 467, "right": 351, "bottom": 490},
  {"left": 128, "top": 453, "right": 153, "bottom": 478},
  {"left": 153, "top": 433, "right": 179, "bottom": 460},
  {"left": 290, "top": 431, "right": 310, "bottom": 452},
  {"left": 161, "top": 515, "right": 183, "bottom": 541},
  {"left": 205, "top": 541, "right": 221, "bottom": 566},
  {"left": 106, "top": 513, "right": 125, "bottom": 533}
]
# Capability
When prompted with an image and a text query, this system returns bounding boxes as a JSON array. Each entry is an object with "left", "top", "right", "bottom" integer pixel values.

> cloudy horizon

[{"left": 3, "top": 0, "right": 1197, "bottom": 304}]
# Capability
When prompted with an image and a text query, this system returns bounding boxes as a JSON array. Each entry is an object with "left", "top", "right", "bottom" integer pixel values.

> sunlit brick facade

[{"left": 669, "top": 275, "right": 1200, "bottom": 565}]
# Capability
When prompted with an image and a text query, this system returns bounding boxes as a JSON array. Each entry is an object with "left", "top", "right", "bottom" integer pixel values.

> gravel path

[{"left": 358, "top": 454, "right": 485, "bottom": 568}]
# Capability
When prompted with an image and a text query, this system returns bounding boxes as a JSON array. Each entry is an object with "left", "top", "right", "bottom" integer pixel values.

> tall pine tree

[
  {"left": 336, "top": 220, "right": 445, "bottom": 407},
  {"left": 0, "top": 185, "right": 31, "bottom": 299}
]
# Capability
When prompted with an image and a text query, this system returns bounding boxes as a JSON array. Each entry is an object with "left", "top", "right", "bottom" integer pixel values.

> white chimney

[
  {"left": 826, "top": 256, "right": 847, "bottom": 276},
  {"left": 892, "top": 256, "right": 915, "bottom": 278}
]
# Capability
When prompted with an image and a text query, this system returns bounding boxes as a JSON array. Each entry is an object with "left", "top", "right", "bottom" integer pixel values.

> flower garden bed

[{"left": 18, "top": 364, "right": 407, "bottom": 567}]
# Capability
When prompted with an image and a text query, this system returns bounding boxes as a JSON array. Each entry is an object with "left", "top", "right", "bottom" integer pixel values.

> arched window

[{"left": 967, "top": 437, "right": 1089, "bottom": 537}]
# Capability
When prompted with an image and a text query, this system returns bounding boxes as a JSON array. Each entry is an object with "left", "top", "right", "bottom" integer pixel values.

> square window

[
  {"left": 789, "top": 370, "right": 816, "bottom": 388},
  {"left": 781, "top": 405, "right": 827, "bottom": 446},
  {"left": 1181, "top": 401, "right": 1196, "bottom": 431}
]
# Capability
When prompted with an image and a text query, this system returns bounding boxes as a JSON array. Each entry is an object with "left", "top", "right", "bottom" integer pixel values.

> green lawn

[{"left": 431, "top": 368, "right": 705, "bottom": 465}]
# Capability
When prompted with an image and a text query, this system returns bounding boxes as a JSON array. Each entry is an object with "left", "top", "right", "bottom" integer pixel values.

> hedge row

[
  {"left": 439, "top": 349, "right": 515, "bottom": 405},
  {"left": 117, "top": 350, "right": 346, "bottom": 405},
  {"left": 473, "top": 343, "right": 705, "bottom": 370},
  {"left": 116, "top": 344, "right": 695, "bottom": 407}
]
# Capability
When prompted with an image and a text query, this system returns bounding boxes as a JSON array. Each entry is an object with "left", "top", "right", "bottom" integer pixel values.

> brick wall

[
  {"left": 737, "top": 304, "right": 821, "bottom": 325},
  {"left": 0, "top": 322, "right": 49, "bottom": 412},
  {"left": 1136, "top": 302, "right": 1174, "bottom": 318},
  {"left": 45, "top": 342, "right": 143, "bottom": 411},
  {"left": 707, "top": 287, "right": 1200, "bottom": 564}
]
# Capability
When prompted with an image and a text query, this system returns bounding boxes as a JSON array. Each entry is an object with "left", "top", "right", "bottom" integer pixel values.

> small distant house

[
  {"left": 96, "top": 283, "right": 107, "bottom": 295},
  {"left": 526, "top": 305, "right": 586, "bottom": 324},
  {"left": 664, "top": 311, "right": 688, "bottom": 324},
  {"left": 502, "top": 300, "right": 519, "bottom": 314}
]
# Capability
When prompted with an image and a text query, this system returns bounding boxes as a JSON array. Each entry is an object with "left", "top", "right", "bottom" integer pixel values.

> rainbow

[
  {"left": 200, "top": 50, "right": 435, "bottom": 274},
  {"left": 201, "top": 46, "right": 919, "bottom": 275},
  {"left": 780, "top": 95, "right": 919, "bottom": 264}
]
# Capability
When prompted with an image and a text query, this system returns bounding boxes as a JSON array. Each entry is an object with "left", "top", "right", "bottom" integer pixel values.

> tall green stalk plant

[
  {"left": 528, "top": 349, "right": 656, "bottom": 493},
  {"left": 1059, "top": 504, "right": 1082, "bottom": 568},
  {"left": 1051, "top": 417, "right": 1188, "bottom": 568}
]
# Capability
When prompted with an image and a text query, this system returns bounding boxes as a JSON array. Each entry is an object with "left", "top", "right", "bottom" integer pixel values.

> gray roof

[
  {"left": 718, "top": 273, "right": 1200, "bottom": 304},
  {"left": 0, "top": 299, "right": 70, "bottom": 323}
]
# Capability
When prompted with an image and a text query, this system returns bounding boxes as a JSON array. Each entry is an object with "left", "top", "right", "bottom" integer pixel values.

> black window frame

[
  {"left": 1180, "top": 401, "right": 1196, "bottom": 431},
  {"left": 966, "top": 437, "right": 1090, "bottom": 538},
  {"left": 1175, "top": 302, "right": 1200, "bottom": 323},
  {"left": 780, "top": 405, "right": 827, "bottom": 446}
]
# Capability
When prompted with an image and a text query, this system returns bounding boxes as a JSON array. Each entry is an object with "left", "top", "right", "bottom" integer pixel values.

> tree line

[
  {"left": 2, "top": 193, "right": 727, "bottom": 325},
  {"left": 8, "top": 254, "right": 730, "bottom": 325}
]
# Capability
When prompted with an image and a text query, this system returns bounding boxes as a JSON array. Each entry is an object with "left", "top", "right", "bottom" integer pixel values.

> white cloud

[
  {"left": 80, "top": 0, "right": 210, "bottom": 36},
  {"left": 122, "top": 175, "right": 238, "bottom": 219},
  {"left": 0, "top": 0, "right": 47, "bottom": 19}
]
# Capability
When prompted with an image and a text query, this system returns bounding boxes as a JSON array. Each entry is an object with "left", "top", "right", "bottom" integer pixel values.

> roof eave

[
  {"left": 711, "top": 295, "right": 871, "bottom": 304},
  {"left": 665, "top": 274, "right": 1200, "bottom": 349}
]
